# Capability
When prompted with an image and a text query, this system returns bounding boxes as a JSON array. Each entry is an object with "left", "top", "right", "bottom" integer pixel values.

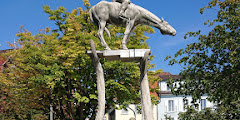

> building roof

[
  {"left": 160, "top": 91, "right": 172, "bottom": 95},
  {"left": 149, "top": 72, "right": 181, "bottom": 98},
  {"left": 158, "top": 72, "right": 181, "bottom": 95},
  {"left": 158, "top": 72, "right": 181, "bottom": 81}
]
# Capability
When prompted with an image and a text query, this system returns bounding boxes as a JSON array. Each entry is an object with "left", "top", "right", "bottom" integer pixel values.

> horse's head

[{"left": 158, "top": 18, "right": 176, "bottom": 36}]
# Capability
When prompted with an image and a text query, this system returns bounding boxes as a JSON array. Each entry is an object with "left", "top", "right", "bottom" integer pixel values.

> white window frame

[
  {"left": 168, "top": 100, "right": 174, "bottom": 112},
  {"left": 165, "top": 99, "right": 177, "bottom": 113},
  {"left": 201, "top": 99, "right": 206, "bottom": 110}
]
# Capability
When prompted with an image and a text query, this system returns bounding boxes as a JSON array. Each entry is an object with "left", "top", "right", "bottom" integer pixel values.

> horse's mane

[{"left": 130, "top": 3, "right": 162, "bottom": 24}]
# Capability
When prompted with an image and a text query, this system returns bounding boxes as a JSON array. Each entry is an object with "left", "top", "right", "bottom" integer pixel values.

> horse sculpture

[{"left": 89, "top": 1, "right": 176, "bottom": 50}]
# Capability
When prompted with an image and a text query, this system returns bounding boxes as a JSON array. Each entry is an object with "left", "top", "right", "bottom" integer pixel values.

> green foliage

[
  {"left": 178, "top": 107, "right": 223, "bottom": 120},
  {"left": 0, "top": 0, "right": 160, "bottom": 119},
  {"left": 164, "top": 114, "right": 172, "bottom": 120},
  {"left": 166, "top": 0, "right": 240, "bottom": 119}
]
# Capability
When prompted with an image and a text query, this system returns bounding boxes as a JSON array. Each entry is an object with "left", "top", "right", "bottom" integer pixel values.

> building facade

[
  {"left": 157, "top": 72, "right": 214, "bottom": 120},
  {"left": 106, "top": 104, "right": 158, "bottom": 120}
]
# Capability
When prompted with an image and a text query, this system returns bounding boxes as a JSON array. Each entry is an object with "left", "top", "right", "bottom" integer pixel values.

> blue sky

[{"left": 0, "top": 0, "right": 216, "bottom": 74}]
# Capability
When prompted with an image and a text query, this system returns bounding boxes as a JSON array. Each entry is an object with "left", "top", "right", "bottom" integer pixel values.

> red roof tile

[{"left": 158, "top": 72, "right": 181, "bottom": 81}]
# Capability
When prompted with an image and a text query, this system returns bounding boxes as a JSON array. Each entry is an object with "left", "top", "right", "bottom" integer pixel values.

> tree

[
  {"left": 0, "top": 0, "right": 160, "bottom": 119},
  {"left": 178, "top": 107, "right": 223, "bottom": 120},
  {"left": 166, "top": 0, "right": 240, "bottom": 119}
]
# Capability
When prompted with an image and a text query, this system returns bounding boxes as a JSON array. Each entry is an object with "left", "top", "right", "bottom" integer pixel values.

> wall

[{"left": 158, "top": 81, "right": 215, "bottom": 120}]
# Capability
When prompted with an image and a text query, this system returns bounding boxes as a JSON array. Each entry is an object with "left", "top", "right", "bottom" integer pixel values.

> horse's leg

[
  {"left": 98, "top": 21, "right": 111, "bottom": 50},
  {"left": 122, "top": 20, "right": 134, "bottom": 50}
]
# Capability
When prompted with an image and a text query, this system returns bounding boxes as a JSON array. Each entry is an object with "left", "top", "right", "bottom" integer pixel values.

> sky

[{"left": 0, "top": 0, "right": 216, "bottom": 75}]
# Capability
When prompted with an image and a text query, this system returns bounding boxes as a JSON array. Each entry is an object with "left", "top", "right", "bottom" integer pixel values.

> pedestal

[
  {"left": 87, "top": 49, "right": 150, "bottom": 62},
  {"left": 88, "top": 44, "right": 153, "bottom": 120}
]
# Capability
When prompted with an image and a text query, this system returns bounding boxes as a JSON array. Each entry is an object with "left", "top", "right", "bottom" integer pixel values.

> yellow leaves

[
  {"left": 0, "top": 3, "right": 162, "bottom": 118},
  {"left": 113, "top": 40, "right": 122, "bottom": 49},
  {"left": 63, "top": 62, "right": 72, "bottom": 67},
  {"left": 0, "top": 73, "right": 14, "bottom": 86},
  {"left": 32, "top": 114, "right": 47, "bottom": 120},
  {"left": 78, "top": 7, "right": 83, "bottom": 14},
  {"left": 89, "top": 94, "right": 98, "bottom": 99},
  {"left": 109, "top": 26, "right": 122, "bottom": 37},
  {"left": 49, "top": 16, "right": 57, "bottom": 20},
  {"left": 43, "top": 5, "right": 51, "bottom": 13},
  {"left": 67, "top": 27, "right": 75, "bottom": 32},
  {"left": 46, "top": 80, "right": 55, "bottom": 89},
  {"left": 58, "top": 6, "right": 66, "bottom": 12},
  {"left": 7, "top": 42, "right": 14, "bottom": 48},
  {"left": 66, "top": 28, "right": 75, "bottom": 36},
  {"left": 83, "top": 0, "right": 91, "bottom": 8},
  {"left": 74, "top": 92, "right": 90, "bottom": 103},
  {"left": 71, "top": 9, "right": 78, "bottom": 15},
  {"left": 45, "top": 27, "right": 51, "bottom": 32}
]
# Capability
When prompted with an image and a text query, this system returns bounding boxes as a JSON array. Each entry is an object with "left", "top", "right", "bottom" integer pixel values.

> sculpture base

[{"left": 87, "top": 49, "right": 151, "bottom": 62}]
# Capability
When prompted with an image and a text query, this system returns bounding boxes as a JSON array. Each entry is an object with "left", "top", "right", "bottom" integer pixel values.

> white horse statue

[{"left": 89, "top": 1, "right": 176, "bottom": 50}]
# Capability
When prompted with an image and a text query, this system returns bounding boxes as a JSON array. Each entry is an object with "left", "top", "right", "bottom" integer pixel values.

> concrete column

[
  {"left": 90, "top": 40, "right": 105, "bottom": 120},
  {"left": 140, "top": 51, "right": 153, "bottom": 120}
]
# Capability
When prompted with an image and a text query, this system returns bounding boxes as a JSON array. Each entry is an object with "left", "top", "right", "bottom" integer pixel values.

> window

[
  {"left": 183, "top": 99, "right": 188, "bottom": 111},
  {"left": 201, "top": 99, "right": 206, "bottom": 110},
  {"left": 165, "top": 100, "right": 176, "bottom": 112},
  {"left": 167, "top": 84, "right": 174, "bottom": 91},
  {"left": 168, "top": 100, "right": 174, "bottom": 112},
  {"left": 167, "top": 84, "right": 171, "bottom": 91}
]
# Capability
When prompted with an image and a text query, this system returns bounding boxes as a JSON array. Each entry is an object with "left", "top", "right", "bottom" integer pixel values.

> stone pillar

[
  {"left": 140, "top": 51, "right": 153, "bottom": 120},
  {"left": 90, "top": 40, "right": 105, "bottom": 120},
  {"left": 87, "top": 48, "right": 153, "bottom": 120}
]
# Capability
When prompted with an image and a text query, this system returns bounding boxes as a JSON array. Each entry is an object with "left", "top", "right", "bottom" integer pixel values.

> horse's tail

[
  {"left": 89, "top": 6, "right": 98, "bottom": 25},
  {"left": 89, "top": 6, "right": 111, "bottom": 39},
  {"left": 89, "top": 7, "right": 94, "bottom": 23}
]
